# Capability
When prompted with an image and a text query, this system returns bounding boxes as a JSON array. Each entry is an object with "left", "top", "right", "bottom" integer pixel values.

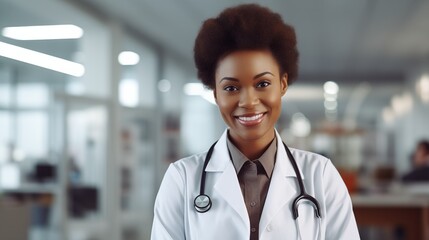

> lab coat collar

[
  {"left": 258, "top": 129, "right": 304, "bottom": 235},
  {"left": 205, "top": 129, "right": 304, "bottom": 179},
  {"left": 205, "top": 129, "right": 230, "bottom": 172},
  {"left": 274, "top": 129, "right": 305, "bottom": 180},
  {"left": 204, "top": 129, "right": 305, "bottom": 234},
  {"left": 207, "top": 129, "right": 249, "bottom": 230}
]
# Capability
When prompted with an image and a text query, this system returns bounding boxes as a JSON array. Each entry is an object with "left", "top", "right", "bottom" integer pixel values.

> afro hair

[{"left": 194, "top": 4, "right": 299, "bottom": 89}]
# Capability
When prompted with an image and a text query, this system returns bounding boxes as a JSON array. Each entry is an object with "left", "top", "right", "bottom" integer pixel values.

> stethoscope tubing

[
  {"left": 194, "top": 141, "right": 217, "bottom": 213},
  {"left": 194, "top": 140, "right": 322, "bottom": 220},
  {"left": 283, "top": 143, "right": 322, "bottom": 219}
]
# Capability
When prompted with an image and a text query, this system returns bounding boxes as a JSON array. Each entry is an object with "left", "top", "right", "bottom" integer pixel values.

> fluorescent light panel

[
  {"left": 2, "top": 24, "right": 83, "bottom": 40},
  {"left": 118, "top": 51, "right": 140, "bottom": 65},
  {"left": 0, "top": 41, "right": 85, "bottom": 77}
]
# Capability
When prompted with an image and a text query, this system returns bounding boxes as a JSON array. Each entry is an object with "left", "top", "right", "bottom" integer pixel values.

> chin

[{"left": 231, "top": 126, "right": 274, "bottom": 142}]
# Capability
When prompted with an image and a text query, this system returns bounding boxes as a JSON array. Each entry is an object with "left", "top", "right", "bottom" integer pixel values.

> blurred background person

[{"left": 402, "top": 140, "right": 429, "bottom": 183}]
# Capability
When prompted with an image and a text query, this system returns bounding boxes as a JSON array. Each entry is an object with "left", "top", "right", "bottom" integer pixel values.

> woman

[{"left": 151, "top": 4, "right": 360, "bottom": 240}]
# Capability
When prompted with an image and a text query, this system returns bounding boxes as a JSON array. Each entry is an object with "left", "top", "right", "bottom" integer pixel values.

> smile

[{"left": 235, "top": 113, "right": 265, "bottom": 126}]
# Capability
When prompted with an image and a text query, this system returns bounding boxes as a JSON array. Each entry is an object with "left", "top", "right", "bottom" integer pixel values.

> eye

[
  {"left": 223, "top": 85, "right": 239, "bottom": 92},
  {"left": 257, "top": 81, "right": 271, "bottom": 88}
]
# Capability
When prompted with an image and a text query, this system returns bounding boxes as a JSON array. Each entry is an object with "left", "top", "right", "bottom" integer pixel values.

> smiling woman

[
  {"left": 214, "top": 50, "right": 287, "bottom": 159},
  {"left": 152, "top": 4, "right": 360, "bottom": 240}
]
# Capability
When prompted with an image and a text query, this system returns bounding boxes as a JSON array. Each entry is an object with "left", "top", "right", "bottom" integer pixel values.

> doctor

[{"left": 151, "top": 4, "right": 360, "bottom": 240}]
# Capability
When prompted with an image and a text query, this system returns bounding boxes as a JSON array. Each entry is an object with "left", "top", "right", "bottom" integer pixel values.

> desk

[
  {"left": 0, "top": 199, "right": 31, "bottom": 240},
  {"left": 352, "top": 194, "right": 429, "bottom": 240}
]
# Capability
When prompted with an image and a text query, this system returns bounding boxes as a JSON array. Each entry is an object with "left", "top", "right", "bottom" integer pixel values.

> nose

[{"left": 238, "top": 88, "right": 259, "bottom": 108}]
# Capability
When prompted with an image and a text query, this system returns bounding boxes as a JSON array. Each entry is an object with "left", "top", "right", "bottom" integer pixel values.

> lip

[{"left": 235, "top": 112, "right": 266, "bottom": 126}]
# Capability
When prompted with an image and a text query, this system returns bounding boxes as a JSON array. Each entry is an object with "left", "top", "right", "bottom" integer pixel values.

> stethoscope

[{"left": 194, "top": 141, "right": 322, "bottom": 221}]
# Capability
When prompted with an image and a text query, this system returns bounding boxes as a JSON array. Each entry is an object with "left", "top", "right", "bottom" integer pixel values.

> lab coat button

[{"left": 266, "top": 225, "right": 272, "bottom": 232}]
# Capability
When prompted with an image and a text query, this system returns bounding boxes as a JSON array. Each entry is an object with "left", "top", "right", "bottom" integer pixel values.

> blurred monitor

[
  {"left": 34, "top": 163, "right": 56, "bottom": 182},
  {"left": 68, "top": 186, "right": 98, "bottom": 218}
]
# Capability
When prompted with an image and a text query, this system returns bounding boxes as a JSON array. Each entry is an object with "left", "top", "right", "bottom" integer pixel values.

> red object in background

[{"left": 338, "top": 169, "right": 358, "bottom": 193}]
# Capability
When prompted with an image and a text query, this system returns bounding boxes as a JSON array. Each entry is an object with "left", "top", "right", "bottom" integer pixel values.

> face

[
  {"left": 214, "top": 50, "right": 287, "bottom": 144},
  {"left": 414, "top": 144, "right": 429, "bottom": 167}
]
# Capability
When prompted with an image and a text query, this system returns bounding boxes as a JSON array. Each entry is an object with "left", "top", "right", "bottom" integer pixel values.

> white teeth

[{"left": 238, "top": 113, "right": 263, "bottom": 122}]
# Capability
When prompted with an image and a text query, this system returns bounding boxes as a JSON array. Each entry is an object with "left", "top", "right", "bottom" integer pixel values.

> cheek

[
  {"left": 216, "top": 96, "right": 227, "bottom": 109},
  {"left": 216, "top": 95, "right": 235, "bottom": 114},
  {"left": 265, "top": 92, "right": 282, "bottom": 110}
]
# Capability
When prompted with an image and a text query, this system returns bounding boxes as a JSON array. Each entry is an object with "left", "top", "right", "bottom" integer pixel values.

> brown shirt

[{"left": 227, "top": 136, "right": 277, "bottom": 240}]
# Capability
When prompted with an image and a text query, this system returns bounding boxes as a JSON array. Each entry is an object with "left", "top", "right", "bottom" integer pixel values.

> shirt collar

[{"left": 226, "top": 133, "right": 277, "bottom": 178}]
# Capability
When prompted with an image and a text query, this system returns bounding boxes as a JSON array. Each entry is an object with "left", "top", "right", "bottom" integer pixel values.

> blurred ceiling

[
  {"left": 73, "top": 0, "right": 429, "bottom": 78},
  {"left": 2, "top": 0, "right": 429, "bottom": 128}
]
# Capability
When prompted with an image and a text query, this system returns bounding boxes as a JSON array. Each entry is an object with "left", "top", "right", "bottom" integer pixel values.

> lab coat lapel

[
  {"left": 259, "top": 131, "right": 302, "bottom": 234},
  {"left": 205, "top": 130, "right": 250, "bottom": 229}
]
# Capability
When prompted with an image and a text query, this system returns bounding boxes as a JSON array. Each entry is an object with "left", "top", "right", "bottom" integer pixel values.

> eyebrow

[{"left": 220, "top": 71, "right": 274, "bottom": 82}]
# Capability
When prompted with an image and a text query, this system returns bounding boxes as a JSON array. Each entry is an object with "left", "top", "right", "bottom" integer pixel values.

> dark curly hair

[
  {"left": 194, "top": 4, "right": 299, "bottom": 89},
  {"left": 418, "top": 140, "right": 429, "bottom": 153}
]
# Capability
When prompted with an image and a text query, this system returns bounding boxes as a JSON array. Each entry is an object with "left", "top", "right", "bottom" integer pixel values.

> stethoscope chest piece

[{"left": 194, "top": 194, "right": 212, "bottom": 213}]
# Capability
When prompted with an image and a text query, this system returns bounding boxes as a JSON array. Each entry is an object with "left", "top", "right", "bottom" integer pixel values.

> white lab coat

[{"left": 151, "top": 130, "right": 360, "bottom": 240}]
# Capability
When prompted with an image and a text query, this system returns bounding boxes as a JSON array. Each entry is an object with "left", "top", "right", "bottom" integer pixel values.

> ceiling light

[
  {"left": 323, "top": 81, "right": 339, "bottom": 95},
  {"left": 158, "top": 79, "right": 171, "bottom": 92},
  {"left": 417, "top": 74, "right": 429, "bottom": 102},
  {"left": 0, "top": 41, "right": 85, "bottom": 77},
  {"left": 119, "top": 79, "right": 139, "bottom": 107},
  {"left": 2, "top": 24, "right": 83, "bottom": 40},
  {"left": 118, "top": 51, "right": 140, "bottom": 65}
]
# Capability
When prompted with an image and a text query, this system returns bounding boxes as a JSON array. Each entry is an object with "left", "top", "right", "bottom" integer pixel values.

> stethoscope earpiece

[{"left": 194, "top": 194, "right": 212, "bottom": 213}]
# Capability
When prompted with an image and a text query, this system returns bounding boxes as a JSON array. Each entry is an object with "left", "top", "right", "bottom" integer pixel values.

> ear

[
  {"left": 213, "top": 88, "right": 218, "bottom": 104},
  {"left": 280, "top": 73, "right": 288, "bottom": 96}
]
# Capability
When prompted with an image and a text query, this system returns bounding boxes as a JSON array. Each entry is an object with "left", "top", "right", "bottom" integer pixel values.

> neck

[{"left": 228, "top": 130, "right": 276, "bottom": 160}]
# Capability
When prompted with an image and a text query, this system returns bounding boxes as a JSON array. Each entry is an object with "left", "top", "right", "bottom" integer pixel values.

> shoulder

[
  {"left": 285, "top": 147, "right": 343, "bottom": 188},
  {"left": 288, "top": 147, "right": 330, "bottom": 170},
  {"left": 170, "top": 151, "right": 208, "bottom": 176},
  {"left": 157, "top": 152, "right": 208, "bottom": 196},
  {"left": 402, "top": 166, "right": 429, "bottom": 182},
  {"left": 288, "top": 147, "right": 329, "bottom": 162}
]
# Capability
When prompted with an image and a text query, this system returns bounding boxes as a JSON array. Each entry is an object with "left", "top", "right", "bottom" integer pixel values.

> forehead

[
  {"left": 215, "top": 50, "right": 280, "bottom": 77},
  {"left": 418, "top": 143, "right": 429, "bottom": 151}
]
